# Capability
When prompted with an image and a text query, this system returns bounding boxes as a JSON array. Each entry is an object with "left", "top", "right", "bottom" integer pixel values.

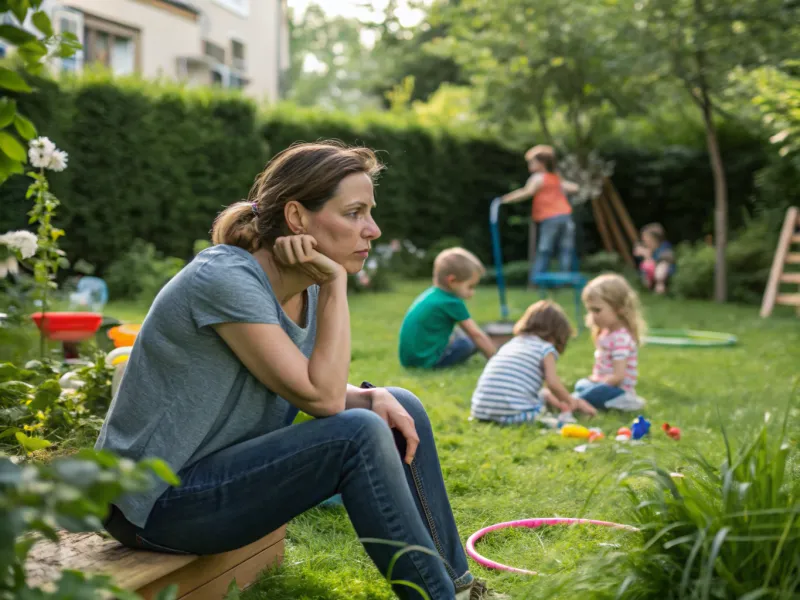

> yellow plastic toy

[{"left": 561, "top": 424, "right": 591, "bottom": 439}]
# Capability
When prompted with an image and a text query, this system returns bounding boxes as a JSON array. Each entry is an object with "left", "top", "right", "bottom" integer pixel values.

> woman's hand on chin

[{"left": 273, "top": 235, "right": 346, "bottom": 285}]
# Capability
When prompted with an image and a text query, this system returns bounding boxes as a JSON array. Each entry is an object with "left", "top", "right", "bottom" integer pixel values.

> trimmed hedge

[{"left": 0, "top": 74, "right": 774, "bottom": 274}]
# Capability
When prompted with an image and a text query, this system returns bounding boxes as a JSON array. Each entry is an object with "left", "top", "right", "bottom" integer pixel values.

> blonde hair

[
  {"left": 524, "top": 145, "right": 556, "bottom": 172},
  {"left": 513, "top": 300, "right": 574, "bottom": 354},
  {"left": 211, "top": 141, "right": 383, "bottom": 252},
  {"left": 433, "top": 247, "right": 485, "bottom": 287},
  {"left": 581, "top": 274, "right": 646, "bottom": 344}
]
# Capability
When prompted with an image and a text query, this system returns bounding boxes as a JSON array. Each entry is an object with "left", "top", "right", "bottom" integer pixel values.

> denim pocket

[{"left": 135, "top": 533, "right": 194, "bottom": 555}]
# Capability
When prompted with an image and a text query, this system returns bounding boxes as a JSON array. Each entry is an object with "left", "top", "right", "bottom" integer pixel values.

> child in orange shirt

[{"left": 501, "top": 146, "right": 580, "bottom": 275}]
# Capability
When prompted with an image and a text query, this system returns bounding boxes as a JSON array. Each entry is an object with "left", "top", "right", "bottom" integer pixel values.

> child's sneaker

[{"left": 558, "top": 411, "right": 577, "bottom": 425}]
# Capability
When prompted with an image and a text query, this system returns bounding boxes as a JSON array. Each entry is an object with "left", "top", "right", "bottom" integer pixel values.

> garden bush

[
  {"left": 672, "top": 218, "right": 777, "bottom": 304},
  {"left": 104, "top": 239, "right": 185, "bottom": 303}
]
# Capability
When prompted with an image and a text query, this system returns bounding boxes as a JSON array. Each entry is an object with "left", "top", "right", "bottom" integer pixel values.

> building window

[
  {"left": 212, "top": 0, "right": 250, "bottom": 17},
  {"left": 204, "top": 40, "right": 226, "bottom": 64},
  {"left": 231, "top": 39, "right": 245, "bottom": 72},
  {"left": 84, "top": 15, "right": 139, "bottom": 76}
]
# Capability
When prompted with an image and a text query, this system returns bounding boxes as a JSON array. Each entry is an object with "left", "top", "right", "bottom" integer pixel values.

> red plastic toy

[
  {"left": 31, "top": 312, "right": 103, "bottom": 342},
  {"left": 662, "top": 422, "right": 681, "bottom": 440}
]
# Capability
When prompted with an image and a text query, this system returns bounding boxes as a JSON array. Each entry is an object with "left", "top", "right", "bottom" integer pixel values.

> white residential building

[{"left": 2, "top": 0, "right": 289, "bottom": 101}]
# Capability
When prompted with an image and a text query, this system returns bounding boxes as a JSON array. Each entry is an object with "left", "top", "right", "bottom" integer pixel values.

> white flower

[
  {"left": 366, "top": 258, "right": 378, "bottom": 271},
  {"left": 27, "top": 137, "right": 68, "bottom": 172},
  {"left": 48, "top": 149, "right": 68, "bottom": 172},
  {"left": 0, "top": 230, "right": 38, "bottom": 259}
]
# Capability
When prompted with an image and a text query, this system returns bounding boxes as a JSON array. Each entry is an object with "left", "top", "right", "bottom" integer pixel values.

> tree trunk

[{"left": 698, "top": 94, "right": 728, "bottom": 303}]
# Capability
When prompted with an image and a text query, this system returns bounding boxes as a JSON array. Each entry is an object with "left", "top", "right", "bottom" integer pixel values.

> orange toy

[
  {"left": 662, "top": 422, "right": 681, "bottom": 440},
  {"left": 108, "top": 324, "right": 141, "bottom": 348}
]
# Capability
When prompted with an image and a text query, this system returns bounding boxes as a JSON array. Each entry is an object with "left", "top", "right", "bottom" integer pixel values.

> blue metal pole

[{"left": 489, "top": 198, "right": 509, "bottom": 320}]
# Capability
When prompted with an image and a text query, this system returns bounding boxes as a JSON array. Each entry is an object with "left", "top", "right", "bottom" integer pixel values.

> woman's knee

[{"left": 385, "top": 388, "right": 430, "bottom": 428}]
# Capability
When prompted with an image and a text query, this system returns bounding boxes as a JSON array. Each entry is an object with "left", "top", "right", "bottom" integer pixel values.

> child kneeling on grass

[
  {"left": 399, "top": 247, "right": 497, "bottom": 369},
  {"left": 470, "top": 300, "right": 596, "bottom": 425},
  {"left": 574, "top": 274, "right": 646, "bottom": 412}
]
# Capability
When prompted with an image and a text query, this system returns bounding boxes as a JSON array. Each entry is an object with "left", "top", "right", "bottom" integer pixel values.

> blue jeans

[
  {"left": 533, "top": 214, "right": 576, "bottom": 276},
  {"left": 103, "top": 388, "right": 473, "bottom": 600},
  {"left": 434, "top": 330, "right": 477, "bottom": 368},
  {"left": 574, "top": 378, "right": 625, "bottom": 409}
]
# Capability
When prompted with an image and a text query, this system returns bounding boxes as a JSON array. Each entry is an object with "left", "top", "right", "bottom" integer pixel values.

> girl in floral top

[{"left": 574, "top": 274, "right": 647, "bottom": 411}]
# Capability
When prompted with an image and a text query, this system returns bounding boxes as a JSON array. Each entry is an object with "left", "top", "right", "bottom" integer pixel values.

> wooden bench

[{"left": 26, "top": 526, "right": 286, "bottom": 599}]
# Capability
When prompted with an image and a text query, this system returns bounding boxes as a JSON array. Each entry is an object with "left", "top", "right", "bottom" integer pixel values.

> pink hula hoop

[{"left": 466, "top": 517, "right": 640, "bottom": 575}]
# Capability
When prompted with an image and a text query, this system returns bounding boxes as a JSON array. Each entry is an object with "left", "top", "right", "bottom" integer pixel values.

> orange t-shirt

[{"left": 531, "top": 173, "right": 572, "bottom": 223}]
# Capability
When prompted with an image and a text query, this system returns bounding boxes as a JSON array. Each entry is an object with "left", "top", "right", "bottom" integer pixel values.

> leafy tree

[
  {"left": 285, "top": 3, "right": 378, "bottom": 111},
  {"left": 0, "top": 0, "right": 80, "bottom": 183},
  {"left": 428, "top": 0, "right": 639, "bottom": 159},
  {"left": 619, "top": 0, "right": 799, "bottom": 302}
]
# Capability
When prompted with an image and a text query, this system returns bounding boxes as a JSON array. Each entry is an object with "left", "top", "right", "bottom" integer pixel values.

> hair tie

[{"left": 251, "top": 201, "right": 259, "bottom": 217}]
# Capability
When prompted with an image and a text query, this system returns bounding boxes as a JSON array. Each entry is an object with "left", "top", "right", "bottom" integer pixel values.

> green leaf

[
  {"left": 153, "top": 584, "right": 180, "bottom": 600},
  {"left": 0, "top": 427, "right": 21, "bottom": 441},
  {"left": 17, "top": 39, "right": 48, "bottom": 63},
  {"left": 13, "top": 113, "right": 36, "bottom": 140},
  {"left": 31, "top": 10, "right": 52, "bottom": 36},
  {"left": 9, "top": 0, "right": 29, "bottom": 23},
  {"left": 0, "top": 362, "right": 29, "bottom": 383},
  {"left": 141, "top": 458, "right": 181, "bottom": 487},
  {"left": 29, "top": 379, "right": 61, "bottom": 412},
  {"left": 15, "top": 432, "right": 52, "bottom": 453},
  {"left": 0, "top": 98, "right": 16, "bottom": 129},
  {"left": 0, "top": 67, "right": 32, "bottom": 93},
  {"left": 0, "top": 131, "right": 27, "bottom": 162},
  {"left": 0, "top": 24, "right": 36, "bottom": 46}
]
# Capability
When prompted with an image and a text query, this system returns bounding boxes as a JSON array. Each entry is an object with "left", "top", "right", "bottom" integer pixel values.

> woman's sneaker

[{"left": 455, "top": 580, "right": 509, "bottom": 599}]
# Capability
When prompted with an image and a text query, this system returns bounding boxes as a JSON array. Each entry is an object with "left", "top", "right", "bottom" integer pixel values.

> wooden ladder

[{"left": 760, "top": 206, "right": 800, "bottom": 317}]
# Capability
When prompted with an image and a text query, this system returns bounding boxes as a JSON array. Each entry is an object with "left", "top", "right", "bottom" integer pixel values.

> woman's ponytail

[{"left": 211, "top": 201, "right": 260, "bottom": 252}]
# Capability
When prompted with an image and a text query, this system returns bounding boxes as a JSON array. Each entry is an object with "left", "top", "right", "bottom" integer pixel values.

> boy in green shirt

[{"left": 399, "top": 247, "right": 497, "bottom": 368}]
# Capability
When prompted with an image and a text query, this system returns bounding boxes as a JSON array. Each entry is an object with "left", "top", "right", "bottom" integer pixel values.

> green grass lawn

[{"left": 96, "top": 282, "right": 800, "bottom": 598}]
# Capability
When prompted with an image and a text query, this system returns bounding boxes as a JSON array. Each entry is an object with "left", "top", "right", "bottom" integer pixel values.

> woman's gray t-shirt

[{"left": 95, "top": 245, "right": 318, "bottom": 527}]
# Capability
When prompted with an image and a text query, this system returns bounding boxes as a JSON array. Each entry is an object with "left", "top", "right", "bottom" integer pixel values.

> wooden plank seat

[{"left": 26, "top": 525, "right": 286, "bottom": 599}]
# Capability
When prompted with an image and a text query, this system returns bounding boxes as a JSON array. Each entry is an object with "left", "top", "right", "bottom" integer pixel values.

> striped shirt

[
  {"left": 471, "top": 335, "right": 557, "bottom": 422},
  {"left": 592, "top": 328, "right": 638, "bottom": 392}
]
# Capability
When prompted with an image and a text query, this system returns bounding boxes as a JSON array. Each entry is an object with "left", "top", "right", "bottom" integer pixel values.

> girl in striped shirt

[
  {"left": 574, "top": 274, "right": 647, "bottom": 411},
  {"left": 470, "top": 300, "right": 597, "bottom": 424}
]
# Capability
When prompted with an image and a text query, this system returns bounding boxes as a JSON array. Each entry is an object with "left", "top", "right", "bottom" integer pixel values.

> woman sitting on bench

[{"left": 95, "top": 142, "right": 493, "bottom": 600}]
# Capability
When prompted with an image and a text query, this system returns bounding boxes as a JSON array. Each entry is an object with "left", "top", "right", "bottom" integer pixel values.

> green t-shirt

[{"left": 399, "top": 286, "right": 470, "bottom": 368}]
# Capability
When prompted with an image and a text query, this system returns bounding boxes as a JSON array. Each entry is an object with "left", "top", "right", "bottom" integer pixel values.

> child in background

[
  {"left": 574, "top": 274, "right": 646, "bottom": 412},
  {"left": 501, "top": 146, "right": 580, "bottom": 276},
  {"left": 399, "top": 248, "right": 496, "bottom": 369},
  {"left": 471, "top": 300, "right": 597, "bottom": 425},
  {"left": 633, "top": 222, "right": 675, "bottom": 294}
]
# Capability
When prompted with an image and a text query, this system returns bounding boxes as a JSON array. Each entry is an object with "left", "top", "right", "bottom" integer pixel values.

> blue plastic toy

[{"left": 631, "top": 416, "right": 651, "bottom": 440}]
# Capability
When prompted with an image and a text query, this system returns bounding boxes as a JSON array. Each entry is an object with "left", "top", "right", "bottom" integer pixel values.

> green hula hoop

[{"left": 644, "top": 329, "right": 737, "bottom": 348}]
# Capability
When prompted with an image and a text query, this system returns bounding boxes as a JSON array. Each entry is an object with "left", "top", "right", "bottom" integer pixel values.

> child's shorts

[{"left": 474, "top": 395, "right": 546, "bottom": 425}]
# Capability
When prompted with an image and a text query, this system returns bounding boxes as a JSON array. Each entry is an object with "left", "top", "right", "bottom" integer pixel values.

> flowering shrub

[{"left": 24, "top": 137, "right": 71, "bottom": 357}]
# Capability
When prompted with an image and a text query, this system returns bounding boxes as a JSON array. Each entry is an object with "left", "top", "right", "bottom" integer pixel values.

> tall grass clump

[{"left": 538, "top": 405, "right": 799, "bottom": 599}]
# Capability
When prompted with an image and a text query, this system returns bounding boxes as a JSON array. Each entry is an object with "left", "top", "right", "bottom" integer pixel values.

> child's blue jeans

[
  {"left": 533, "top": 214, "right": 576, "bottom": 275},
  {"left": 574, "top": 378, "right": 625, "bottom": 409},
  {"left": 434, "top": 329, "right": 477, "bottom": 368},
  {"left": 103, "top": 388, "right": 473, "bottom": 600}
]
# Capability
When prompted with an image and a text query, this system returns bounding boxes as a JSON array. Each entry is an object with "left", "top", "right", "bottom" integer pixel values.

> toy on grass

[
  {"left": 616, "top": 426, "right": 632, "bottom": 441},
  {"left": 466, "top": 518, "right": 639, "bottom": 574},
  {"left": 561, "top": 424, "right": 591, "bottom": 439},
  {"left": 662, "top": 422, "right": 681, "bottom": 440},
  {"left": 631, "top": 416, "right": 650, "bottom": 440},
  {"left": 588, "top": 428, "right": 604, "bottom": 442}
]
